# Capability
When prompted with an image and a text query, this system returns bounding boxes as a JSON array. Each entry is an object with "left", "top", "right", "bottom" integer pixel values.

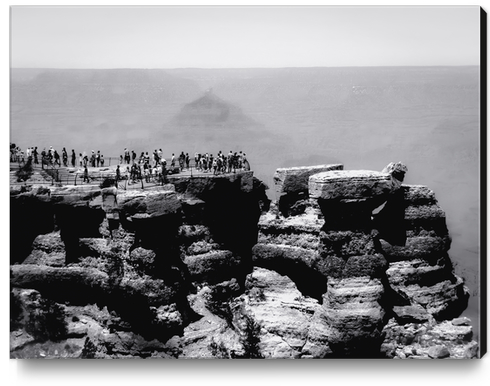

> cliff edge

[{"left": 9, "top": 165, "right": 477, "bottom": 359}]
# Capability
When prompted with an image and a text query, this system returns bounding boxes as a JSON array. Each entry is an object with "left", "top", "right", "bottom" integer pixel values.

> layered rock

[
  {"left": 234, "top": 267, "right": 328, "bottom": 358},
  {"left": 380, "top": 316, "right": 478, "bottom": 359},
  {"left": 380, "top": 185, "right": 469, "bottom": 322},
  {"left": 274, "top": 164, "right": 343, "bottom": 216},
  {"left": 10, "top": 163, "right": 477, "bottom": 359},
  {"left": 310, "top": 169, "right": 398, "bottom": 356},
  {"left": 10, "top": 171, "right": 268, "bottom": 357},
  {"left": 252, "top": 163, "right": 474, "bottom": 358}
]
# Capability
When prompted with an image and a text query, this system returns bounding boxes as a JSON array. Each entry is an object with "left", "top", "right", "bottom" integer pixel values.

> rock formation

[{"left": 9, "top": 164, "right": 477, "bottom": 359}]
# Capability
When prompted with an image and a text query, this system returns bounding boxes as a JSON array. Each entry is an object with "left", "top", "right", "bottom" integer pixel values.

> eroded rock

[{"left": 309, "top": 170, "right": 398, "bottom": 201}]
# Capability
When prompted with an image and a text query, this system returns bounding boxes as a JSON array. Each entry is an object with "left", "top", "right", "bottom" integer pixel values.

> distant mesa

[{"left": 173, "top": 91, "right": 257, "bottom": 127}]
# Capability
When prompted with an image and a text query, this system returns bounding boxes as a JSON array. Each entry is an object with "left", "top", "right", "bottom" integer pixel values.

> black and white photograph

[{"left": 8, "top": 3, "right": 484, "bottom": 368}]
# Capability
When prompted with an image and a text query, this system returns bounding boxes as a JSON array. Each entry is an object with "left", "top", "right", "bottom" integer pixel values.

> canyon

[{"left": 10, "top": 163, "right": 478, "bottom": 359}]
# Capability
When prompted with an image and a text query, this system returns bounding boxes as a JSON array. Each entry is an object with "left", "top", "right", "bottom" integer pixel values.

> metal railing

[{"left": 10, "top": 157, "right": 250, "bottom": 191}]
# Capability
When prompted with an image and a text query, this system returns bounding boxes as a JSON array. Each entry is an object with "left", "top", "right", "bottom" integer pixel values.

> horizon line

[{"left": 10, "top": 64, "right": 480, "bottom": 71}]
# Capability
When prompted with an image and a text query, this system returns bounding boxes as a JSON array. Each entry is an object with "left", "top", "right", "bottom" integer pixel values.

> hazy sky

[{"left": 10, "top": 6, "right": 481, "bottom": 68}]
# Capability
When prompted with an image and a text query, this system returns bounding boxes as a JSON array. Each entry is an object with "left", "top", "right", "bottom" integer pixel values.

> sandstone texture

[
  {"left": 252, "top": 163, "right": 475, "bottom": 358},
  {"left": 10, "top": 163, "right": 477, "bottom": 359},
  {"left": 274, "top": 164, "right": 344, "bottom": 196},
  {"left": 309, "top": 170, "right": 398, "bottom": 201},
  {"left": 274, "top": 164, "right": 343, "bottom": 217}
]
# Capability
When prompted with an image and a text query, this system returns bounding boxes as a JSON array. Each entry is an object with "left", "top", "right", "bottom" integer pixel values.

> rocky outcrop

[
  {"left": 274, "top": 164, "right": 343, "bottom": 216},
  {"left": 10, "top": 171, "right": 268, "bottom": 357},
  {"left": 252, "top": 162, "right": 474, "bottom": 358},
  {"left": 235, "top": 267, "right": 328, "bottom": 358},
  {"left": 380, "top": 185, "right": 469, "bottom": 322},
  {"left": 10, "top": 164, "right": 477, "bottom": 359},
  {"left": 380, "top": 316, "right": 478, "bottom": 359}
]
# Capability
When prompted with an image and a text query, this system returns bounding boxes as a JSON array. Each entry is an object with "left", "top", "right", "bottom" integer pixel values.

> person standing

[
  {"left": 153, "top": 150, "right": 159, "bottom": 166},
  {"left": 71, "top": 149, "right": 76, "bottom": 167},
  {"left": 115, "top": 164, "right": 121, "bottom": 185},
  {"left": 54, "top": 150, "right": 61, "bottom": 166},
  {"left": 62, "top": 148, "right": 68, "bottom": 167},
  {"left": 33, "top": 147, "right": 39, "bottom": 165},
  {"left": 83, "top": 165, "right": 90, "bottom": 183}
]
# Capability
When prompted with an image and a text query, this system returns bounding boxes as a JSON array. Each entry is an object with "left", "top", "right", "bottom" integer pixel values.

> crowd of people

[
  {"left": 11, "top": 143, "right": 250, "bottom": 185},
  {"left": 193, "top": 150, "right": 250, "bottom": 174},
  {"left": 10, "top": 144, "right": 106, "bottom": 169},
  {"left": 117, "top": 148, "right": 250, "bottom": 184}
]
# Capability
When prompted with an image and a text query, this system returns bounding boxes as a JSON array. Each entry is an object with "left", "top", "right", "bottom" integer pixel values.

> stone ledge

[{"left": 309, "top": 170, "right": 398, "bottom": 201}]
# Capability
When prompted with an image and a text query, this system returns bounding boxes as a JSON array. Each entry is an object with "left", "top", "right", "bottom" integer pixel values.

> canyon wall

[{"left": 10, "top": 165, "right": 477, "bottom": 359}]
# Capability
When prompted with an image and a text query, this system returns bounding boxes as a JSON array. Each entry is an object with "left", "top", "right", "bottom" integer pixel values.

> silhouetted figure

[
  {"left": 62, "top": 147, "right": 68, "bottom": 167},
  {"left": 83, "top": 165, "right": 90, "bottom": 183},
  {"left": 33, "top": 147, "right": 39, "bottom": 164},
  {"left": 115, "top": 164, "right": 121, "bottom": 185},
  {"left": 54, "top": 150, "right": 61, "bottom": 166}
]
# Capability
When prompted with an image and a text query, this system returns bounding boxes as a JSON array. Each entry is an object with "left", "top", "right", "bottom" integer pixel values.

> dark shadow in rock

[
  {"left": 372, "top": 188, "right": 406, "bottom": 246},
  {"left": 10, "top": 194, "right": 55, "bottom": 264},
  {"left": 254, "top": 259, "right": 327, "bottom": 303}
]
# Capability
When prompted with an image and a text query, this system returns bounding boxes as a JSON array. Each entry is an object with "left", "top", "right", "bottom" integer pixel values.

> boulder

[
  {"left": 274, "top": 164, "right": 343, "bottom": 195},
  {"left": 392, "top": 304, "right": 430, "bottom": 323},
  {"left": 272, "top": 165, "right": 343, "bottom": 217},
  {"left": 170, "top": 171, "right": 255, "bottom": 197},
  {"left": 382, "top": 162, "right": 408, "bottom": 186},
  {"left": 309, "top": 170, "right": 399, "bottom": 201},
  {"left": 430, "top": 321, "right": 473, "bottom": 342},
  {"left": 129, "top": 247, "right": 157, "bottom": 273},
  {"left": 427, "top": 345, "right": 450, "bottom": 359},
  {"left": 451, "top": 317, "right": 472, "bottom": 326},
  {"left": 379, "top": 237, "right": 451, "bottom": 261},
  {"left": 50, "top": 185, "right": 102, "bottom": 207},
  {"left": 30, "top": 232, "right": 65, "bottom": 254},
  {"left": 117, "top": 189, "right": 181, "bottom": 220},
  {"left": 184, "top": 251, "right": 241, "bottom": 284}
]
